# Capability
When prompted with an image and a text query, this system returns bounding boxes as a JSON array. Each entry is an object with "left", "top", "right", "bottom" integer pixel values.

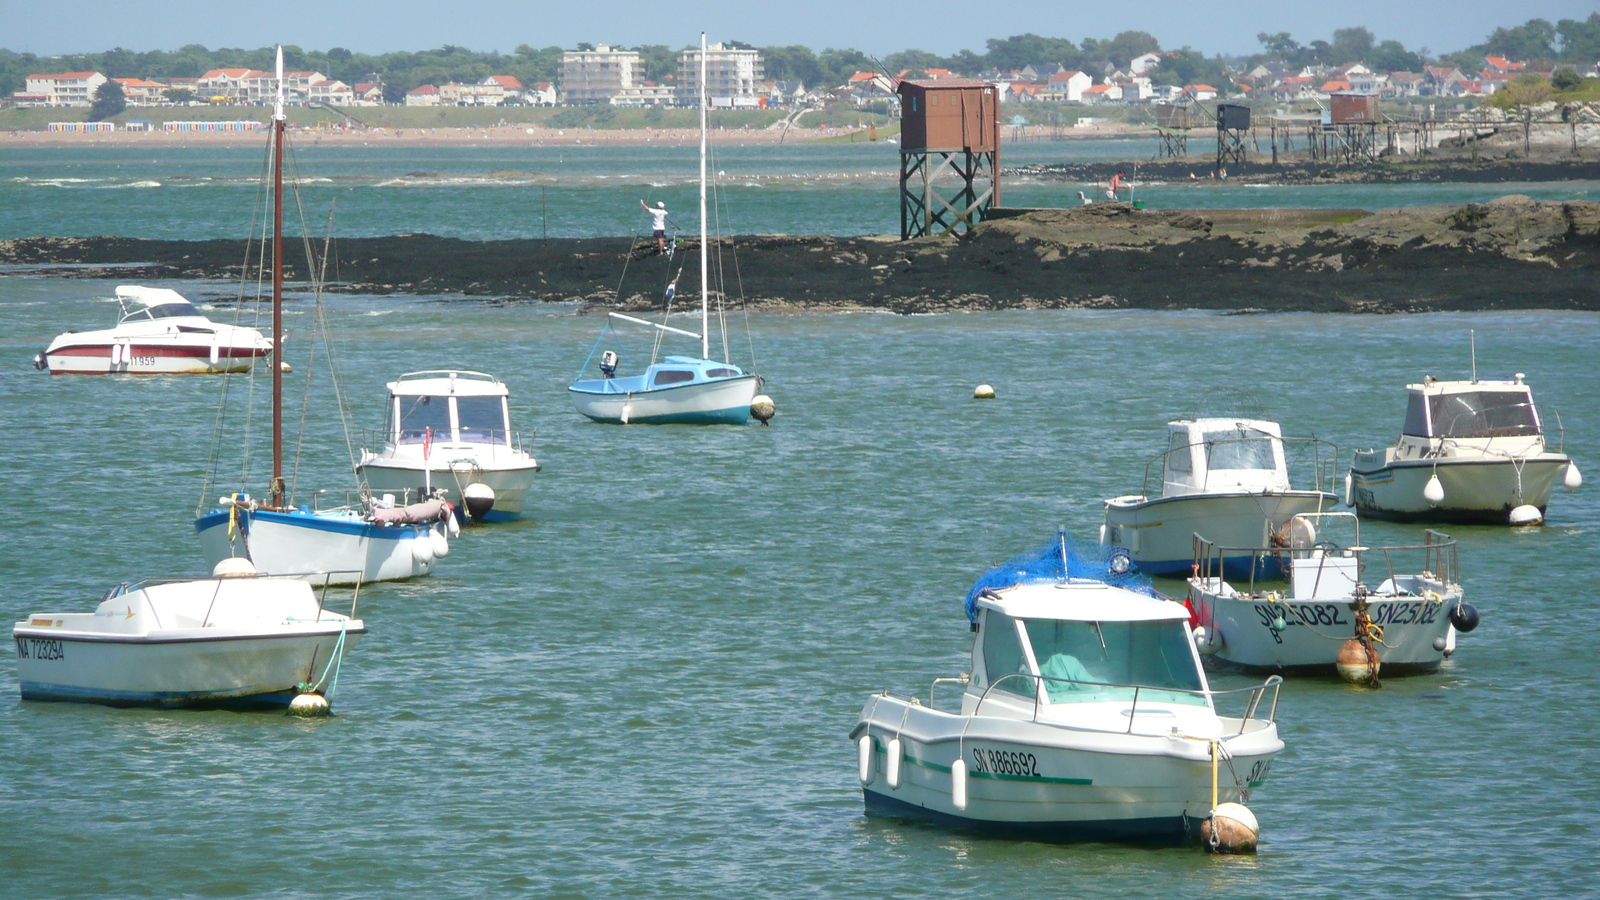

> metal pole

[
  {"left": 271, "top": 46, "right": 285, "bottom": 509},
  {"left": 698, "top": 32, "right": 709, "bottom": 361}
]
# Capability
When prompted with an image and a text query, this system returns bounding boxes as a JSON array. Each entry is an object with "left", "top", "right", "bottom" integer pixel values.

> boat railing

[
  {"left": 1191, "top": 516, "right": 1458, "bottom": 597},
  {"left": 1138, "top": 435, "right": 1341, "bottom": 498},
  {"left": 972, "top": 672, "right": 1283, "bottom": 736},
  {"left": 107, "top": 571, "right": 365, "bottom": 628}
]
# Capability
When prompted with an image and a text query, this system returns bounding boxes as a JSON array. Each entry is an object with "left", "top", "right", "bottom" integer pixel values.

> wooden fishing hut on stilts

[{"left": 897, "top": 79, "right": 1000, "bottom": 239}]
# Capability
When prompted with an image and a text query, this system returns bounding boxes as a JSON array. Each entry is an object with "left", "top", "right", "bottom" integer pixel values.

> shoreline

[{"left": 3, "top": 197, "right": 1595, "bottom": 315}]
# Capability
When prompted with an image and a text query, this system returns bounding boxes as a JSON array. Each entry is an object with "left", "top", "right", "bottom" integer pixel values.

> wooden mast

[{"left": 270, "top": 45, "right": 285, "bottom": 509}]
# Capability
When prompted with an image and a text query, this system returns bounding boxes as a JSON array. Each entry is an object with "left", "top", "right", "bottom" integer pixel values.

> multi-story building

[
  {"left": 405, "top": 84, "right": 441, "bottom": 106},
  {"left": 197, "top": 68, "right": 261, "bottom": 102},
  {"left": 439, "top": 81, "right": 504, "bottom": 106},
  {"left": 562, "top": 45, "right": 641, "bottom": 105},
  {"left": 677, "top": 42, "right": 761, "bottom": 104},
  {"left": 307, "top": 79, "right": 355, "bottom": 106},
  {"left": 23, "top": 71, "right": 109, "bottom": 107},
  {"left": 113, "top": 77, "right": 170, "bottom": 106}
]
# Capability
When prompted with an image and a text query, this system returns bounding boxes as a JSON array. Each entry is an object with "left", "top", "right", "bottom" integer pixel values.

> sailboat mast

[
  {"left": 698, "top": 32, "right": 709, "bottom": 361},
  {"left": 271, "top": 46, "right": 285, "bottom": 508}
]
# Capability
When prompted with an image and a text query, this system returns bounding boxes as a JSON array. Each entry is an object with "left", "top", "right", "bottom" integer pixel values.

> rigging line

[
  {"left": 707, "top": 142, "right": 730, "bottom": 362},
  {"left": 286, "top": 148, "right": 320, "bottom": 507}
]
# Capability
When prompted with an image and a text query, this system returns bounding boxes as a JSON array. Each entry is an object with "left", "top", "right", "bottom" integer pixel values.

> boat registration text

[{"left": 15, "top": 637, "right": 65, "bottom": 661}]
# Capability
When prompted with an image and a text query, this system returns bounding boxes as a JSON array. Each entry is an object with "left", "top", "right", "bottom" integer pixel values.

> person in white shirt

[{"left": 641, "top": 199, "right": 669, "bottom": 251}]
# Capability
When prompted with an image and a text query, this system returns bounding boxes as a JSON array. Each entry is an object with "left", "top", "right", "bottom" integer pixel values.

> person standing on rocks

[
  {"left": 641, "top": 200, "right": 669, "bottom": 252},
  {"left": 1107, "top": 170, "right": 1126, "bottom": 202}
]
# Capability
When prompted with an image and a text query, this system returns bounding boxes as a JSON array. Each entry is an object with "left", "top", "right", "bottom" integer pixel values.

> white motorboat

[
  {"left": 1102, "top": 418, "right": 1338, "bottom": 577},
  {"left": 851, "top": 535, "right": 1284, "bottom": 845},
  {"left": 34, "top": 285, "right": 273, "bottom": 375},
  {"left": 568, "top": 33, "right": 768, "bottom": 427},
  {"left": 1348, "top": 374, "right": 1582, "bottom": 525},
  {"left": 357, "top": 370, "right": 540, "bottom": 522},
  {"left": 12, "top": 574, "right": 363, "bottom": 709},
  {"left": 1187, "top": 512, "right": 1479, "bottom": 677},
  {"left": 193, "top": 47, "right": 450, "bottom": 586}
]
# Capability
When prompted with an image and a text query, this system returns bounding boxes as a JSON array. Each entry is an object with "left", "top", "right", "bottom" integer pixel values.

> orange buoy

[{"left": 1336, "top": 638, "right": 1380, "bottom": 684}]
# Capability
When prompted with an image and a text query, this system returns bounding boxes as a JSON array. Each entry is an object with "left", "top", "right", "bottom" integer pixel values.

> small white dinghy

[
  {"left": 1186, "top": 512, "right": 1479, "bottom": 679},
  {"left": 12, "top": 569, "right": 364, "bottom": 710},
  {"left": 851, "top": 535, "right": 1284, "bottom": 846}
]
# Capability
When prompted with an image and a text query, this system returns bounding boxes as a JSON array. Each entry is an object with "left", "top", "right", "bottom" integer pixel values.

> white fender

[
  {"left": 411, "top": 535, "right": 435, "bottom": 563},
  {"left": 209, "top": 340, "right": 220, "bottom": 365},
  {"left": 886, "top": 737, "right": 903, "bottom": 789},
  {"left": 1343, "top": 472, "right": 1353, "bottom": 506},
  {"left": 621, "top": 403, "right": 632, "bottom": 425},
  {"left": 446, "top": 511, "right": 461, "bottom": 537},
  {"left": 857, "top": 735, "right": 874, "bottom": 785},
  {"left": 1564, "top": 462, "right": 1583, "bottom": 492},
  {"left": 110, "top": 343, "right": 123, "bottom": 368},
  {"left": 950, "top": 757, "right": 968, "bottom": 810},
  {"left": 429, "top": 527, "right": 450, "bottom": 559}
]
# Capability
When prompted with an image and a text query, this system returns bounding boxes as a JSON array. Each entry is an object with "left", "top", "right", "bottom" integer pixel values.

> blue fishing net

[{"left": 963, "top": 530, "right": 1157, "bottom": 623}]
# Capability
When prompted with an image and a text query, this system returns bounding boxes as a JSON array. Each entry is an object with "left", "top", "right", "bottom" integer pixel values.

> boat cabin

[
  {"left": 114, "top": 285, "right": 204, "bottom": 323},
  {"left": 585, "top": 355, "right": 747, "bottom": 394},
  {"left": 1400, "top": 377, "right": 1543, "bottom": 447},
  {"left": 968, "top": 582, "right": 1213, "bottom": 726},
  {"left": 387, "top": 370, "right": 512, "bottom": 449},
  {"left": 1161, "top": 418, "right": 1289, "bottom": 497}
]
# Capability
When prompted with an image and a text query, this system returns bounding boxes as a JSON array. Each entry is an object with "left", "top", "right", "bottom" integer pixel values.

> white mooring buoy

[
  {"left": 1564, "top": 462, "right": 1583, "bottom": 492},
  {"left": 287, "top": 692, "right": 331, "bottom": 718},
  {"left": 212, "top": 557, "right": 257, "bottom": 578},
  {"left": 1423, "top": 473, "right": 1445, "bottom": 505},
  {"left": 1202, "top": 802, "right": 1260, "bottom": 854},
  {"left": 750, "top": 394, "right": 776, "bottom": 424},
  {"left": 973, "top": 384, "right": 996, "bottom": 400},
  {"left": 1508, "top": 504, "right": 1543, "bottom": 526}
]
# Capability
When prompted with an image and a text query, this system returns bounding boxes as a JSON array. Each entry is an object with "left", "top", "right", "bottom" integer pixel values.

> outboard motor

[
  {"left": 32, "top": 349, "right": 48, "bottom": 371},
  {"left": 599, "top": 350, "right": 619, "bottom": 379}
]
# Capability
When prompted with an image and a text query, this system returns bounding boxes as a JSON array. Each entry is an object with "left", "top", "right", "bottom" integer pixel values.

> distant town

[{"left": 4, "top": 17, "right": 1598, "bottom": 129}]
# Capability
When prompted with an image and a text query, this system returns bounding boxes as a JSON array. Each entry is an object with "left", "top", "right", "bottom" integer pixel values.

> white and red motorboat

[{"left": 35, "top": 285, "right": 273, "bottom": 375}]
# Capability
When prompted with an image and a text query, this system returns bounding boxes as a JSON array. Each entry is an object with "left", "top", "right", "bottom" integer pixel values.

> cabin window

[
  {"left": 456, "top": 396, "right": 507, "bottom": 443},
  {"left": 145, "top": 302, "right": 201, "bottom": 320},
  {"left": 706, "top": 368, "right": 737, "bottom": 378},
  {"left": 1402, "top": 390, "right": 1431, "bottom": 437},
  {"left": 653, "top": 369, "right": 695, "bottom": 386},
  {"left": 1429, "top": 391, "right": 1539, "bottom": 438},
  {"left": 1202, "top": 428, "right": 1277, "bottom": 470},
  {"left": 1024, "top": 619, "right": 1205, "bottom": 705},
  {"left": 1166, "top": 432, "right": 1193, "bottom": 475},
  {"left": 397, "top": 395, "right": 452, "bottom": 444},
  {"left": 980, "top": 612, "right": 1031, "bottom": 696}
]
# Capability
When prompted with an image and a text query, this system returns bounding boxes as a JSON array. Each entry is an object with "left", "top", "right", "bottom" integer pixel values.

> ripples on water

[{"left": 1, "top": 277, "right": 1596, "bottom": 897}]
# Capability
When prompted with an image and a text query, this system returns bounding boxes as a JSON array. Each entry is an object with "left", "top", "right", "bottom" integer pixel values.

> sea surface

[
  {"left": 1, "top": 272, "right": 1597, "bottom": 897},
  {"left": 2, "top": 137, "right": 1596, "bottom": 241}
]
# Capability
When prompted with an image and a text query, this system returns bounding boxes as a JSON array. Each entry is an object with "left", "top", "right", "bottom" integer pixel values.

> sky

[{"left": 1, "top": 0, "right": 1595, "bottom": 59}]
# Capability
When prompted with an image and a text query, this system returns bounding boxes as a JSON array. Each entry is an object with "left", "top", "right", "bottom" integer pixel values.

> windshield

[
  {"left": 396, "top": 395, "right": 452, "bottom": 444},
  {"left": 1429, "top": 391, "right": 1539, "bottom": 438},
  {"left": 124, "top": 302, "right": 202, "bottom": 322},
  {"left": 456, "top": 396, "right": 507, "bottom": 443},
  {"left": 1202, "top": 429, "right": 1277, "bottom": 470},
  {"left": 1023, "top": 619, "right": 1206, "bottom": 705}
]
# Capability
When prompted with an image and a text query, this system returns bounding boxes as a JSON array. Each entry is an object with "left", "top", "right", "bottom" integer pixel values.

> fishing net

[{"left": 962, "top": 530, "right": 1157, "bottom": 623}]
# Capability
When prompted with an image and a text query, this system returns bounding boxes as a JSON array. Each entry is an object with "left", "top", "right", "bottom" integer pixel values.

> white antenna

[
  {"left": 1470, "top": 329, "right": 1477, "bottom": 383},
  {"left": 273, "top": 45, "right": 285, "bottom": 122}
]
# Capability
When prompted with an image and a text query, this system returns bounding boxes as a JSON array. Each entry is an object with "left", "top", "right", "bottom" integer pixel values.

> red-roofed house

[
  {"left": 1484, "top": 56, "right": 1525, "bottom": 74},
  {"left": 404, "top": 84, "right": 441, "bottom": 107},
  {"left": 1044, "top": 69, "right": 1092, "bottom": 102},
  {"left": 1080, "top": 83, "right": 1122, "bottom": 104},
  {"left": 308, "top": 79, "right": 355, "bottom": 106},
  {"left": 1320, "top": 80, "right": 1351, "bottom": 95},
  {"left": 352, "top": 82, "right": 384, "bottom": 105},
  {"left": 113, "top": 77, "right": 169, "bottom": 106},
  {"left": 197, "top": 68, "right": 260, "bottom": 102},
  {"left": 24, "top": 71, "right": 108, "bottom": 106},
  {"left": 485, "top": 75, "right": 525, "bottom": 100},
  {"left": 527, "top": 81, "right": 558, "bottom": 106},
  {"left": 1185, "top": 84, "right": 1217, "bottom": 101}
]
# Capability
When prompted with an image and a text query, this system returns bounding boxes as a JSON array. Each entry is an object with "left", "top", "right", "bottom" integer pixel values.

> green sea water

[{"left": 3, "top": 137, "right": 1599, "bottom": 897}]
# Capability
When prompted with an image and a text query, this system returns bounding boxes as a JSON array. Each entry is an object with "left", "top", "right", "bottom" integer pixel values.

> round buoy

[
  {"left": 1202, "top": 802, "right": 1260, "bottom": 854},
  {"left": 429, "top": 528, "right": 450, "bottom": 559},
  {"left": 1564, "top": 462, "right": 1583, "bottom": 492},
  {"left": 462, "top": 482, "right": 496, "bottom": 521},
  {"left": 287, "top": 692, "right": 331, "bottom": 718},
  {"left": 886, "top": 737, "right": 903, "bottom": 789},
  {"left": 750, "top": 394, "right": 776, "bottom": 424},
  {"left": 1449, "top": 602, "right": 1480, "bottom": 633},
  {"left": 1269, "top": 614, "right": 1287, "bottom": 633},
  {"left": 279, "top": 361, "right": 293, "bottom": 373},
  {"left": 1423, "top": 473, "right": 1445, "bottom": 505},
  {"left": 1336, "top": 638, "right": 1380, "bottom": 684},
  {"left": 973, "top": 384, "right": 996, "bottom": 400},
  {"left": 857, "top": 735, "right": 875, "bottom": 785},
  {"left": 1508, "top": 504, "right": 1543, "bottom": 526},
  {"left": 212, "top": 557, "right": 257, "bottom": 578},
  {"left": 950, "top": 757, "right": 969, "bottom": 810},
  {"left": 1193, "top": 625, "right": 1222, "bottom": 655}
]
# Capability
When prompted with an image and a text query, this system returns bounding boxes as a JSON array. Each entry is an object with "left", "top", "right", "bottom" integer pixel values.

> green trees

[{"left": 89, "top": 79, "right": 125, "bottom": 120}]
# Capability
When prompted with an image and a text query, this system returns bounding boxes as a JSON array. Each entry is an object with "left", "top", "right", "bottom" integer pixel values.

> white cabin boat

[
  {"left": 851, "top": 536, "right": 1284, "bottom": 844},
  {"left": 357, "top": 371, "right": 540, "bottom": 522},
  {"left": 12, "top": 575, "right": 363, "bottom": 709},
  {"left": 1187, "top": 512, "right": 1478, "bottom": 675},
  {"left": 1348, "top": 375, "right": 1582, "bottom": 525},
  {"left": 35, "top": 285, "right": 273, "bottom": 375},
  {"left": 1102, "top": 418, "right": 1337, "bottom": 577}
]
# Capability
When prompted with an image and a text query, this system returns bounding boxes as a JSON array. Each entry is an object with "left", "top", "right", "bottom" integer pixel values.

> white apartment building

[
  {"left": 562, "top": 45, "right": 641, "bottom": 105},
  {"left": 307, "top": 79, "right": 355, "bottom": 106},
  {"left": 23, "top": 71, "right": 109, "bottom": 107},
  {"left": 677, "top": 42, "right": 761, "bottom": 104}
]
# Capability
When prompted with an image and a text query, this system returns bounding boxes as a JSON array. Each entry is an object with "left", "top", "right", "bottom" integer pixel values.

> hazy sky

[{"left": 2, "top": 0, "right": 1595, "bottom": 58}]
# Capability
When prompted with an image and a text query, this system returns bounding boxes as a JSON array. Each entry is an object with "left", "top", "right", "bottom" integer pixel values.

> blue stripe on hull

[
  {"left": 20, "top": 681, "right": 300, "bottom": 710},
  {"left": 577, "top": 407, "right": 750, "bottom": 426},
  {"left": 863, "top": 789, "right": 1195, "bottom": 846},
  {"left": 195, "top": 508, "right": 429, "bottom": 538}
]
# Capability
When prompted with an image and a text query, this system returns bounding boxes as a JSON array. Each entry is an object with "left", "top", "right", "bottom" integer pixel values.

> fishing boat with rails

[
  {"left": 1186, "top": 512, "right": 1479, "bottom": 680},
  {"left": 851, "top": 533, "right": 1284, "bottom": 848},
  {"left": 34, "top": 285, "right": 273, "bottom": 375}
]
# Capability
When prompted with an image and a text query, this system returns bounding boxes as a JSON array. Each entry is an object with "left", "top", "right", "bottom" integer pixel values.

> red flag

[{"left": 423, "top": 426, "right": 432, "bottom": 460}]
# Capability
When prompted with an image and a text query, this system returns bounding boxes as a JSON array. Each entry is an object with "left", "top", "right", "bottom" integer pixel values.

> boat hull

[
  {"left": 13, "top": 626, "right": 362, "bottom": 709},
  {"left": 1190, "top": 582, "right": 1460, "bottom": 673},
  {"left": 45, "top": 338, "right": 270, "bottom": 375},
  {"left": 569, "top": 375, "right": 759, "bottom": 425},
  {"left": 1349, "top": 455, "right": 1569, "bottom": 524},
  {"left": 357, "top": 458, "right": 538, "bottom": 522},
  {"left": 852, "top": 699, "right": 1280, "bottom": 844},
  {"left": 1103, "top": 490, "right": 1334, "bottom": 577},
  {"left": 196, "top": 507, "right": 438, "bottom": 585}
]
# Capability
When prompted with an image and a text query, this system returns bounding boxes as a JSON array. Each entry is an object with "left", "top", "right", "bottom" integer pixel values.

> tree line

[{"left": 2, "top": 15, "right": 1595, "bottom": 102}]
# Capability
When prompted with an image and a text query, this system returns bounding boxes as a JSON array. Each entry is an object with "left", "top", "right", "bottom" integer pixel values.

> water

[
  {"left": 2, "top": 271, "right": 1597, "bottom": 897},
  {"left": 4, "top": 140, "right": 1595, "bottom": 241}
]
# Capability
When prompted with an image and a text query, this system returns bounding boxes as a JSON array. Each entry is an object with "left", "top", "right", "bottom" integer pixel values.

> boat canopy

[
  {"left": 115, "top": 285, "right": 202, "bottom": 321},
  {"left": 962, "top": 531, "right": 1156, "bottom": 623},
  {"left": 1401, "top": 380, "right": 1540, "bottom": 439},
  {"left": 1162, "top": 418, "right": 1289, "bottom": 496}
]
